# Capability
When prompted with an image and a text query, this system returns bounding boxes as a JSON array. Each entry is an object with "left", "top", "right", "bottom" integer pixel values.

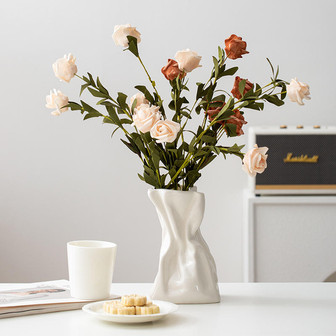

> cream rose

[
  {"left": 286, "top": 78, "right": 311, "bottom": 105},
  {"left": 242, "top": 144, "right": 268, "bottom": 177},
  {"left": 45, "top": 89, "right": 69, "bottom": 116},
  {"left": 150, "top": 120, "right": 180, "bottom": 143},
  {"left": 129, "top": 93, "right": 149, "bottom": 110},
  {"left": 52, "top": 53, "right": 77, "bottom": 83},
  {"left": 132, "top": 104, "right": 161, "bottom": 133},
  {"left": 112, "top": 24, "right": 141, "bottom": 47},
  {"left": 175, "top": 49, "right": 202, "bottom": 73}
]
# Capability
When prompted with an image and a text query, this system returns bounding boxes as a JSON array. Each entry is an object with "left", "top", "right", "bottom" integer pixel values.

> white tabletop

[{"left": 1, "top": 283, "right": 336, "bottom": 336}]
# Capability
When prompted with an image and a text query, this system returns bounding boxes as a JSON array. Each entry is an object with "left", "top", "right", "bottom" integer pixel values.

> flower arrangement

[{"left": 46, "top": 24, "right": 310, "bottom": 190}]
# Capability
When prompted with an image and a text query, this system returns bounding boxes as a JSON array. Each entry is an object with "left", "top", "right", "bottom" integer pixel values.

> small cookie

[
  {"left": 103, "top": 300, "right": 124, "bottom": 314},
  {"left": 103, "top": 300, "right": 120, "bottom": 314},
  {"left": 121, "top": 294, "right": 147, "bottom": 307},
  {"left": 135, "top": 303, "right": 160, "bottom": 315},
  {"left": 116, "top": 306, "right": 136, "bottom": 315}
]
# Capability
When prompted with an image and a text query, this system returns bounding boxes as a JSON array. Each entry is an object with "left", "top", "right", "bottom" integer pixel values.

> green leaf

[
  {"left": 218, "top": 67, "right": 238, "bottom": 78},
  {"left": 127, "top": 36, "right": 139, "bottom": 57},
  {"left": 185, "top": 170, "right": 201, "bottom": 187},
  {"left": 111, "top": 127, "right": 120, "bottom": 139},
  {"left": 96, "top": 98, "right": 107, "bottom": 105},
  {"left": 96, "top": 77, "right": 109, "bottom": 95},
  {"left": 130, "top": 98, "right": 137, "bottom": 114},
  {"left": 117, "top": 92, "right": 128, "bottom": 111},
  {"left": 87, "top": 87, "right": 108, "bottom": 98},
  {"left": 81, "top": 101, "right": 102, "bottom": 119},
  {"left": 65, "top": 102, "right": 82, "bottom": 111},
  {"left": 225, "top": 123, "right": 238, "bottom": 137},
  {"left": 239, "top": 79, "right": 246, "bottom": 96},
  {"left": 83, "top": 112, "right": 102, "bottom": 120},
  {"left": 120, "top": 118, "right": 133, "bottom": 125},
  {"left": 121, "top": 138, "right": 141, "bottom": 156},
  {"left": 196, "top": 83, "right": 205, "bottom": 100},
  {"left": 263, "top": 94, "right": 285, "bottom": 106},
  {"left": 212, "top": 56, "right": 219, "bottom": 79},
  {"left": 137, "top": 173, "right": 145, "bottom": 181},
  {"left": 180, "top": 110, "right": 191, "bottom": 119},
  {"left": 212, "top": 94, "right": 226, "bottom": 102},
  {"left": 199, "top": 154, "right": 216, "bottom": 169},
  {"left": 82, "top": 75, "right": 90, "bottom": 83},
  {"left": 105, "top": 105, "right": 122, "bottom": 127},
  {"left": 218, "top": 46, "right": 223, "bottom": 63},
  {"left": 194, "top": 149, "right": 209, "bottom": 158},
  {"left": 280, "top": 82, "right": 287, "bottom": 100},
  {"left": 131, "top": 133, "right": 147, "bottom": 156},
  {"left": 244, "top": 102, "right": 264, "bottom": 110},
  {"left": 134, "top": 85, "right": 155, "bottom": 104},
  {"left": 195, "top": 105, "right": 202, "bottom": 114},
  {"left": 87, "top": 73, "right": 96, "bottom": 87},
  {"left": 266, "top": 58, "right": 275, "bottom": 78},
  {"left": 80, "top": 84, "right": 90, "bottom": 96},
  {"left": 217, "top": 97, "right": 233, "bottom": 119},
  {"left": 202, "top": 135, "right": 217, "bottom": 145}
]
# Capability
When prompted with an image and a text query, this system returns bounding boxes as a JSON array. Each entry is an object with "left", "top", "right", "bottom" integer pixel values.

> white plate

[{"left": 82, "top": 300, "right": 178, "bottom": 324}]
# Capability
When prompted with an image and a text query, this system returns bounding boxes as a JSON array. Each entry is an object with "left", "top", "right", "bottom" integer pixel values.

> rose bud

[
  {"left": 150, "top": 120, "right": 180, "bottom": 143},
  {"left": 45, "top": 89, "right": 69, "bottom": 116},
  {"left": 286, "top": 78, "right": 311, "bottom": 105},
  {"left": 175, "top": 49, "right": 202, "bottom": 73},
  {"left": 161, "top": 59, "right": 186, "bottom": 81},
  {"left": 231, "top": 76, "right": 253, "bottom": 99},
  {"left": 129, "top": 93, "right": 149, "bottom": 110},
  {"left": 112, "top": 24, "right": 141, "bottom": 47},
  {"left": 242, "top": 144, "right": 268, "bottom": 177},
  {"left": 224, "top": 34, "right": 249, "bottom": 60},
  {"left": 52, "top": 53, "right": 77, "bottom": 83}
]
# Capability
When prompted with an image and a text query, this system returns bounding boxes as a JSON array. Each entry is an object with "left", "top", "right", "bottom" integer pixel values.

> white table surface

[{"left": 1, "top": 282, "right": 336, "bottom": 336}]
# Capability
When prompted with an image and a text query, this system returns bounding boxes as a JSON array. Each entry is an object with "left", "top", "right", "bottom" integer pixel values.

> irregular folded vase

[{"left": 148, "top": 189, "right": 220, "bottom": 304}]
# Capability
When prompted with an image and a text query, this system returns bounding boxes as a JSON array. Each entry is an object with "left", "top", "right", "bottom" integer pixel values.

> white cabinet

[{"left": 244, "top": 192, "right": 336, "bottom": 282}]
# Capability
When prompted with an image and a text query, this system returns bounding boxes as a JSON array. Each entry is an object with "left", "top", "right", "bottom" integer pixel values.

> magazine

[{"left": 0, "top": 280, "right": 119, "bottom": 318}]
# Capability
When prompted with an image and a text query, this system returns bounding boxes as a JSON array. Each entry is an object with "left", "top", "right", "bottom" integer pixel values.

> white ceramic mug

[{"left": 67, "top": 240, "right": 117, "bottom": 300}]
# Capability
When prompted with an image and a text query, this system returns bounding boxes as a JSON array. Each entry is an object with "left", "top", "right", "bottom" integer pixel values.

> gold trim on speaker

[{"left": 255, "top": 185, "right": 336, "bottom": 190}]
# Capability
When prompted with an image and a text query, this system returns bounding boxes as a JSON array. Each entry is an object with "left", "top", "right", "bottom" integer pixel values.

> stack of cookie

[{"left": 103, "top": 294, "right": 160, "bottom": 315}]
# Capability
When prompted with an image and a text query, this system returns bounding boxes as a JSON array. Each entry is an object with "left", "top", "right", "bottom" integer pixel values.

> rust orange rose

[
  {"left": 205, "top": 104, "right": 247, "bottom": 136},
  {"left": 225, "top": 34, "right": 249, "bottom": 60},
  {"left": 161, "top": 59, "right": 186, "bottom": 81},
  {"left": 205, "top": 102, "right": 225, "bottom": 125},
  {"left": 225, "top": 109, "right": 247, "bottom": 136},
  {"left": 231, "top": 76, "right": 253, "bottom": 99}
]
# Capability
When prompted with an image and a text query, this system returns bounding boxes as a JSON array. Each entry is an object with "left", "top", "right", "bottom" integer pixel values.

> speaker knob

[{"left": 296, "top": 125, "right": 304, "bottom": 129}]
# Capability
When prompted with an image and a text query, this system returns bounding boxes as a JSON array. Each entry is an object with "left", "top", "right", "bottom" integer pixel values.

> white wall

[{"left": 0, "top": 0, "right": 335, "bottom": 283}]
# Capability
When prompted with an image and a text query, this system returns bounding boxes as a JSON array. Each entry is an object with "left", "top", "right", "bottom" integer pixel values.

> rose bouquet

[{"left": 47, "top": 24, "right": 311, "bottom": 190}]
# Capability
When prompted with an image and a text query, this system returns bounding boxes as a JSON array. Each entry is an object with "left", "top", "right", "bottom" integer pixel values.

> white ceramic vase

[{"left": 148, "top": 189, "right": 220, "bottom": 304}]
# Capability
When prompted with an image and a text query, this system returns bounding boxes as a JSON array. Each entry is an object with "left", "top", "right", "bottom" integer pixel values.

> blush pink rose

[
  {"left": 132, "top": 104, "right": 161, "bottom": 133},
  {"left": 175, "top": 49, "right": 202, "bottom": 73},
  {"left": 112, "top": 24, "right": 141, "bottom": 47},
  {"left": 242, "top": 144, "right": 268, "bottom": 177},
  {"left": 150, "top": 120, "right": 180, "bottom": 143},
  {"left": 286, "top": 78, "right": 311, "bottom": 105},
  {"left": 52, "top": 53, "right": 77, "bottom": 83},
  {"left": 45, "top": 89, "right": 69, "bottom": 116}
]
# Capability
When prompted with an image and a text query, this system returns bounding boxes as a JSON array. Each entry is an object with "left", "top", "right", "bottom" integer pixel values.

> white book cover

[{"left": 0, "top": 280, "right": 119, "bottom": 318}]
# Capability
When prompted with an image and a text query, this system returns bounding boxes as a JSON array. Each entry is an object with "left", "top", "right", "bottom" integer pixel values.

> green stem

[{"left": 137, "top": 56, "right": 165, "bottom": 117}]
